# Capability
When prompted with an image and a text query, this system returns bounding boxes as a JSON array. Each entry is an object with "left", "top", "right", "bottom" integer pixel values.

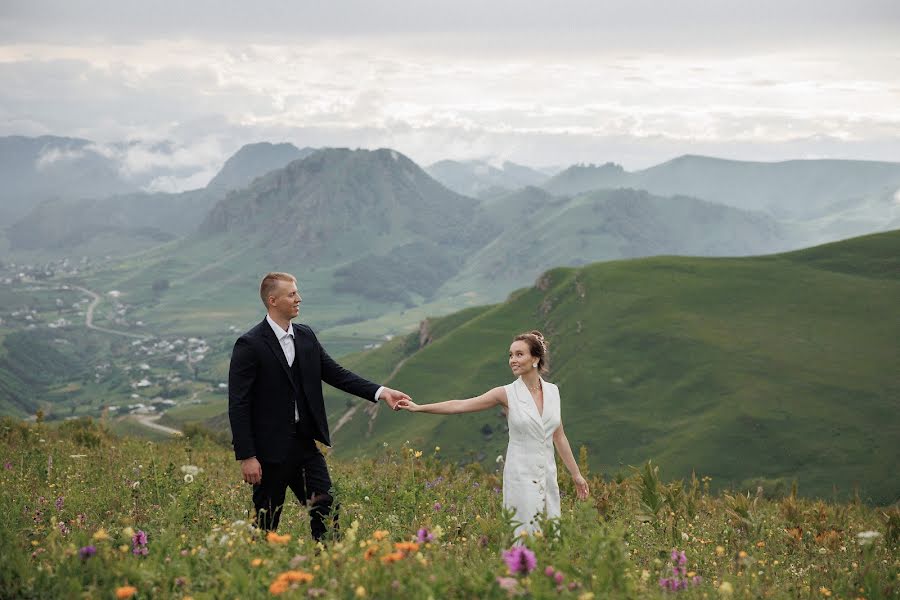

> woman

[{"left": 396, "top": 330, "right": 589, "bottom": 537}]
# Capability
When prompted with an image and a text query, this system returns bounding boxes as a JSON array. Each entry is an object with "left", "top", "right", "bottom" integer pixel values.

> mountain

[
  {"left": 321, "top": 230, "right": 900, "bottom": 503},
  {"left": 0, "top": 135, "right": 139, "bottom": 223},
  {"left": 206, "top": 142, "right": 316, "bottom": 193},
  {"left": 542, "top": 162, "right": 629, "bottom": 196},
  {"left": 200, "top": 147, "right": 498, "bottom": 305},
  {"left": 543, "top": 155, "right": 900, "bottom": 227},
  {"left": 4, "top": 142, "right": 319, "bottom": 257},
  {"left": 437, "top": 186, "right": 789, "bottom": 300},
  {"left": 426, "top": 159, "right": 549, "bottom": 198}
]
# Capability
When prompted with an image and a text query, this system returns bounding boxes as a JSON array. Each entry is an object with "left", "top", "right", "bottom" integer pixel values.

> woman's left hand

[{"left": 573, "top": 474, "right": 589, "bottom": 500}]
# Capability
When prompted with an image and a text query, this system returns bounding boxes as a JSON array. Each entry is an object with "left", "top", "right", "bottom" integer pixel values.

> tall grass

[{"left": 1, "top": 417, "right": 895, "bottom": 599}]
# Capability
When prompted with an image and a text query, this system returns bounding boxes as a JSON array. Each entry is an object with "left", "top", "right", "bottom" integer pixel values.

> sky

[{"left": 1, "top": 0, "right": 899, "bottom": 191}]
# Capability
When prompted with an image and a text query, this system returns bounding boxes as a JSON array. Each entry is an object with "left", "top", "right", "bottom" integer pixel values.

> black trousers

[{"left": 252, "top": 426, "right": 337, "bottom": 540}]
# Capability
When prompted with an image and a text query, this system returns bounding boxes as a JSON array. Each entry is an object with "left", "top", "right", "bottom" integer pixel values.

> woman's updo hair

[{"left": 514, "top": 330, "right": 550, "bottom": 374}]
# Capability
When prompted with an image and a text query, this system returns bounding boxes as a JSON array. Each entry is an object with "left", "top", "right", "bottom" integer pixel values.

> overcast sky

[{"left": 1, "top": 0, "right": 898, "bottom": 190}]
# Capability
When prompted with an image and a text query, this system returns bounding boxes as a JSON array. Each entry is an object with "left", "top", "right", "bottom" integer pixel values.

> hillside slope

[{"left": 324, "top": 230, "right": 900, "bottom": 503}]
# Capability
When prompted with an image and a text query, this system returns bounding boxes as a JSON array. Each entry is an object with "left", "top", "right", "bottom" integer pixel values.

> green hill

[{"left": 323, "top": 230, "right": 900, "bottom": 503}]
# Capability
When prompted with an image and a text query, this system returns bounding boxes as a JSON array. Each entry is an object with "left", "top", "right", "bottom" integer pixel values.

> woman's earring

[{"left": 532, "top": 362, "right": 538, "bottom": 368}]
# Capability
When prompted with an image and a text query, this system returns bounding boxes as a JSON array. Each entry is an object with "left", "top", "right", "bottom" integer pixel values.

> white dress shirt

[{"left": 265, "top": 315, "right": 383, "bottom": 424}]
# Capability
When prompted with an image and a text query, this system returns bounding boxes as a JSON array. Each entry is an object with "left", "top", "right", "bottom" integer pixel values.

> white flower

[
  {"left": 183, "top": 474, "right": 194, "bottom": 483},
  {"left": 496, "top": 455, "right": 504, "bottom": 464},
  {"left": 132, "top": 481, "right": 140, "bottom": 489},
  {"left": 856, "top": 531, "right": 881, "bottom": 545},
  {"left": 180, "top": 465, "right": 201, "bottom": 476}
]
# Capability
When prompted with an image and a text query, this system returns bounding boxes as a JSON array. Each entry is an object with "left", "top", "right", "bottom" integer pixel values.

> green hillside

[{"left": 324, "top": 230, "right": 900, "bottom": 503}]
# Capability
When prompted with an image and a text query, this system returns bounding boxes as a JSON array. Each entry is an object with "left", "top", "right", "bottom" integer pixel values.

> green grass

[
  {"left": 324, "top": 231, "right": 900, "bottom": 503},
  {"left": 0, "top": 418, "right": 895, "bottom": 599}
]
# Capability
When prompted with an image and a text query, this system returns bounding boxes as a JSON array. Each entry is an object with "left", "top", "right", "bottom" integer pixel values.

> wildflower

[
  {"left": 184, "top": 474, "right": 194, "bottom": 484},
  {"left": 269, "top": 570, "right": 313, "bottom": 595},
  {"left": 717, "top": 581, "right": 734, "bottom": 596},
  {"left": 502, "top": 545, "right": 537, "bottom": 575},
  {"left": 414, "top": 450, "right": 422, "bottom": 458},
  {"left": 715, "top": 546, "right": 725, "bottom": 557},
  {"left": 180, "top": 465, "right": 200, "bottom": 476},
  {"left": 3, "top": 461, "right": 11, "bottom": 470},
  {"left": 856, "top": 531, "right": 881, "bottom": 545},
  {"left": 115, "top": 586, "right": 138, "bottom": 599},
  {"left": 78, "top": 545, "right": 97, "bottom": 560},
  {"left": 372, "top": 530, "right": 389, "bottom": 541},
  {"left": 496, "top": 576, "right": 520, "bottom": 593},
  {"left": 393, "top": 541, "right": 419, "bottom": 554},
  {"left": 55, "top": 496, "right": 64, "bottom": 511},
  {"left": 355, "top": 585, "right": 367, "bottom": 597},
  {"left": 496, "top": 455, "right": 504, "bottom": 464},
  {"left": 251, "top": 558, "right": 264, "bottom": 567},
  {"left": 434, "top": 446, "right": 440, "bottom": 452},
  {"left": 433, "top": 502, "right": 442, "bottom": 511},
  {"left": 381, "top": 551, "right": 405, "bottom": 563},
  {"left": 132, "top": 530, "right": 149, "bottom": 556},
  {"left": 131, "top": 481, "right": 140, "bottom": 490},
  {"left": 819, "top": 586, "right": 832, "bottom": 597},
  {"left": 416, "top": 528, "right": 434, "bottom": 543},
  {"left": 267, "top": 532, "right": 292, "bottom": 545},
  {"left": 92, "top": 528, "right": 110, "bottom": 541}
]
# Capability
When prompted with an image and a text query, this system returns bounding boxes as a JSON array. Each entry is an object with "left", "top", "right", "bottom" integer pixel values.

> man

[{"left": 228, "top": 272, "right": 410, "bottom": 540}]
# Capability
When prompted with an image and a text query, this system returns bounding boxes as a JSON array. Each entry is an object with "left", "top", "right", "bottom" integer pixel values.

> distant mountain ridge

[
  {"left": 544, "top": 155, "right": 900, "bottom": 219},
  {"left": 426, "top": 159, "right": 551, "bottom": 198},
  {"left": 206, "top": 142, "right": 316, "bottom": 193}
]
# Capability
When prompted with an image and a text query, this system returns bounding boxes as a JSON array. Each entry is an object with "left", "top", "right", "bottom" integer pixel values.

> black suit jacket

[{"left": 228, "top": 318, "right": 380, "bottom": 462}]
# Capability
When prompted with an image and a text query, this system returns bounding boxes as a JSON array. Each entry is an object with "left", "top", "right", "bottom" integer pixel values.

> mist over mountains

[{"left": 3, "top": 134, "right": 898, "bottom": 311}]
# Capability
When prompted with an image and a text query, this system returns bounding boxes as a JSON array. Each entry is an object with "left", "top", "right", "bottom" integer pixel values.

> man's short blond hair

[{"left": 259, "top": 272, "right": 297, "bottom": 308}]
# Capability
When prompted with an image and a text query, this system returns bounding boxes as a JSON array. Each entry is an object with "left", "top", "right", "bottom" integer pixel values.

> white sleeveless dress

[{"left": 502, "top": 377, "right": 562, "bottom": 536}]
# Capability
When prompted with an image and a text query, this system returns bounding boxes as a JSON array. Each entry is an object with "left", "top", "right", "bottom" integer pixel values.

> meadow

[{"left": 1, "top": 417, "right": 896, "bottom": 599}]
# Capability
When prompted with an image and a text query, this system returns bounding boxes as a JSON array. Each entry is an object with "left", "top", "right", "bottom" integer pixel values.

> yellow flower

[
  {"left": 819, "top": 587, "right": 832, "bottom": 597},
  {"left": 92, "top": 528, "right": 110, "bottom": 541},
  {"left": 122, "top": 527, "right": 135, "bottom": 538},
  {"left": 756, "top": 541, "right": 766, "bottom": 548},
  {"left": 119, "top": 545, "right": 130, "bottom": 553},
  {"left": 414, "top": 450, "right": 423, "bottom": 458},
  {"left": 718, "top": 581, "right": 734, "bottom": 596},
  {"left": 372, "top": 530, "right": 389, "bottom": 541},
  {"left": 355, "top": 586, "right": 367, "bottom": 598},
  {"left": 251, "top": 558, "right": 264, "bottom": 567},
  {"left": 434, "top": 446, "right": 440, "bottom": 452},
  {"left": 715, "top": 546, "right": 726, "bottom": 557},
  {"left": 115, "top": 586, "right": 138, "bottom": 599}
]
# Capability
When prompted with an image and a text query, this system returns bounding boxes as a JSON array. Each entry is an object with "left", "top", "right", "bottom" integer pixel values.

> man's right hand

[{"left": 241, "top": 457, "right": 262, "bottom": 485}]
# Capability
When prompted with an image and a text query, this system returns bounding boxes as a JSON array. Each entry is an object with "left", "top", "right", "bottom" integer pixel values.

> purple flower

[
  {"left": 502, "top": 545, "right": 537, "bottom": 576},
  {"left": 133, "top": 530, "right": 148, "bottom": 546},
  {"left": 78, "top": 545, "right": 96, "bottom": 560},
  {"left": 416, "top": 528, "right": 434, "bottom": 543},
  {"left": 544, "top": 566, "right": 556, "bottom": 577},
  {"left": 58, "top": 521, "right": 70, "bottom": 536},
  {"left": 432, "top": 502, "right": 442, "bottom": 511},
  {"left": 4, "top": 461, "right": 12, "bottom": 470},
  {"left": 55, "top": 496, "right": 64, "bottom": 512}
]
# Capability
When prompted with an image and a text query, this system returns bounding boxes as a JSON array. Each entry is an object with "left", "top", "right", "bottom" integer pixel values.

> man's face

[{"left": 269, "top": 279, "right": 301, "bottom": 321}]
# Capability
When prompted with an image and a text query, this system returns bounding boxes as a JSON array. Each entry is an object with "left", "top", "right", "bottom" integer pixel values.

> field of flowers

[{"left": 1, "top": 416, "right": 896, "bottom": 599}]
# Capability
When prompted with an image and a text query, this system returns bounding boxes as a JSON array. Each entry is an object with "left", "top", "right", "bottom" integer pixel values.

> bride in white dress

[{"left": 396, "top": 331, "right": 589, "bottom": 536}]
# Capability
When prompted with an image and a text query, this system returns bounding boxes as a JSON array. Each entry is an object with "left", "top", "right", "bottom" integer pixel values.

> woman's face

[{"left": 508, "top": 340, "right": 535, "bottom": 376}]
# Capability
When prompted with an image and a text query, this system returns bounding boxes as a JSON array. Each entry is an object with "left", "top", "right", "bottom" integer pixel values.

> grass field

[{"left": 1, "top": 418, "right": 896, "bottom": 598}]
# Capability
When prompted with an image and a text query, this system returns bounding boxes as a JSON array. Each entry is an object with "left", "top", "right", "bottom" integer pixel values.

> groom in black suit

[{"left": 228, "top": 272, "right": 410, "bottom": 540}]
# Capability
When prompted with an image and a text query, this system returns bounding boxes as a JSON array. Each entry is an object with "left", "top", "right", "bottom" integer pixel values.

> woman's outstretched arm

[
  {"left": 553, "top": 423, "right": 590, "bottom": 500},
  {"left": 396, "top": 387, "right": 506, "bottom": 414}
]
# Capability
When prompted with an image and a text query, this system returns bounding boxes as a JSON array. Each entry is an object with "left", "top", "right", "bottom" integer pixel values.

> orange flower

[
  {"left": 251, "top": 558, "right": 264, "bottom": 567},
  {"left": 269, "top": 570, "right": 313, "bottom": 595},
  {"left": 364, "top": 544, "right": 379, "bottom": 560},
  {"left": 267, "top": 532, "right": 292, "bottom": 545},
  {"left": 394, "top": 541, "right": 420, "bottom": 554},
  {"left": 381, "top": 551, "right": 405, "bottom": 564},
  {"left": 115, "top": 586, "right": 138, "bottom": 599},
  {"left": 280, "top": 571, "right": 314, "bottom": 584},
  {"left": 372, "top": 530, "right": 389, "bottom": 541}
]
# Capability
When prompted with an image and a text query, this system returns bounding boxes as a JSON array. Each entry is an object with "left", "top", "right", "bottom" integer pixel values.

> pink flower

[
  {"left": 496, "top": 576, "right": 519, "bottom": 592},
  {"left": 502, "top": 545, "right": 537, "bottom": 576}
]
